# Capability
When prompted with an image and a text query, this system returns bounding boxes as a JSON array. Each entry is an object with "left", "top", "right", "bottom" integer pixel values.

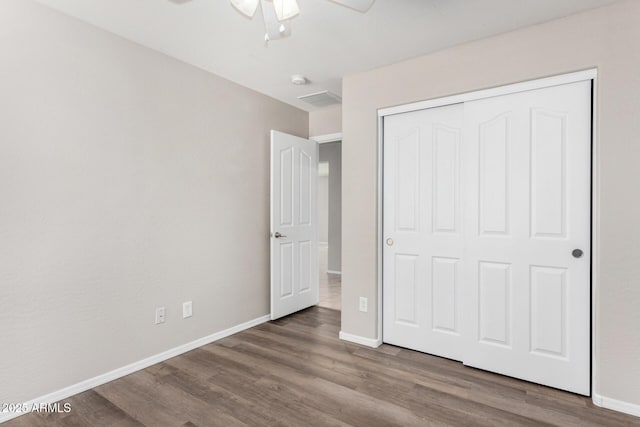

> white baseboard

[
  {"left": 327, "top": 270, "right": 342, "bottom": 275},
  {"left": 0, "top": 314, "right": 270, "bottom": 424},
  {"left": 593, "top": 393, "right": 640, "bottom": 418},
  {"left": 339, "top": 331, "right": 382, "bottom": 348}
]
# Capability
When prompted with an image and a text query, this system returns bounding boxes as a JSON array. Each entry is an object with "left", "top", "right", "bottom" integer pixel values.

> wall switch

[
  {"left": 359, "top": 297, "right": 368, "bottom": 313},
  {"left": 183, "top": 301, "right": 193, "bottom": 319},
  {"left": 155, "top": 307, "right": 166, "bottom": 324}
]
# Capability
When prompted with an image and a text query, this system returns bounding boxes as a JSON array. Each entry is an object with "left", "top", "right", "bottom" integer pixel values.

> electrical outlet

[
  {"left": 183, "top": 301, "right": 193, "bottom": 319},
  {"left": 359, "top": 297, "right": 368, "bottom": 313},
  {"left": 155, "top": 307, "right": 166, "bottom": 324}
]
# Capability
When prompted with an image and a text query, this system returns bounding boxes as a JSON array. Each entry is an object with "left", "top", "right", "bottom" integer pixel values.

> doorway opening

[
  {"left": 269, "top": 130, "right": 341, "bottom": 320},
  {"left": 318, "top": 141, "right": 342, "bottom": 311}
]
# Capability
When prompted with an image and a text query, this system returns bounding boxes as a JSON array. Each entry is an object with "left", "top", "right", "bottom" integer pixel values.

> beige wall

[
  {"left": 319, "top": 142, "right": 342, "bottom": 272},
  {"left": 318, "top": 173, "right": 329, "bottom": 243},
  {"left": 342, "top": 0, "right": 640, "bottom": 406},
  {"left": 0, "top": 0, "right": 307, "bottom": 403},
  {"left": 309, "top": 105, "right": 342, "bottom": 136}
]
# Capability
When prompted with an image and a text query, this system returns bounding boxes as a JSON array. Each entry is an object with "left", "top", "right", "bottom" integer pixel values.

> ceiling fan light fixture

[
  {"left": 230, "top": 0, "right": 260, "bottom": 17},
  {"left": 273, "top": 0, "right": 300, "bottom": 21},
  {"left": 230, "top": 0, "right": 375, "bottom": 43}
]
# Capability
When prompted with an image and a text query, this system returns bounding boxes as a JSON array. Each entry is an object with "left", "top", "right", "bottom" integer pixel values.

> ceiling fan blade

[
  {"left": 230, "top": 0, "right": 260, "bottom": 18},
  {"left": 273, "top": 0, "right": 300, "bottom": 21},
  {"left": 328, "top": 0, "right": 375, "bottom": 12}
]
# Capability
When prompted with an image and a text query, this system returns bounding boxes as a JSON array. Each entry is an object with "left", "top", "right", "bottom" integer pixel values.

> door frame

[
  {"left": 310, "top": 132, "right": 342, "bottom": 144},
  {"left": 375, "top": 68, "right": 599, "bottom": 397}
]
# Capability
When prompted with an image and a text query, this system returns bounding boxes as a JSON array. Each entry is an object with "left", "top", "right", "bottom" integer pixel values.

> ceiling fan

[{"left": 230, "top": 0, "right": 375, "bottom": 43}]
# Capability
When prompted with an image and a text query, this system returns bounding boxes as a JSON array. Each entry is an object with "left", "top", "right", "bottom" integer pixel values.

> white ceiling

[{"left": 36, "top": 0, "right": 615, "bottom": 111}]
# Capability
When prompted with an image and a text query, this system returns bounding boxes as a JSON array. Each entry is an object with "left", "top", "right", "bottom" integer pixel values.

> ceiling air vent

[{"left": 297, "top": 91, "right": 342, "bottom": 107}]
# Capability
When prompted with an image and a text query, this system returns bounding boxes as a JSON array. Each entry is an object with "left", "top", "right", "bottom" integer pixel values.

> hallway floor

[{"left": 318, "top": 243, "right": 341, "bottom": 311}]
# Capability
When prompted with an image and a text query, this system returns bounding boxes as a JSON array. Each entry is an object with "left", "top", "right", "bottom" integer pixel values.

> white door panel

[
  {"left": 383, "top": 103, "right": 466, "bottom": 362},
  {"left": 271, "top": 130, "right": 318, "bottom": 320},
  {"left": 383, "top": 80, "right": 592, "bottom": 395},
  {"left": 462, "top": 81, "right": 591, "bottom": 395}
]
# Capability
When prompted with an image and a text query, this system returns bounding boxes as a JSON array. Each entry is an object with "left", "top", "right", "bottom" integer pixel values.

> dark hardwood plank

[{"left": 65, "top": 390, "right": 142, "bottom": 427}]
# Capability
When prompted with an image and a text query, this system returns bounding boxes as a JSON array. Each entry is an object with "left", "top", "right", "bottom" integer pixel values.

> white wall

[
  {"left": 342, "top": 0, "right": 640, "bottom": 409},
  {"left": 319, "top": 142, "right": 342, "bottom": 273},
  {"left": 309, "top": 105, "right": 342, "bottom": 137},
  {"left": 318, "top": 169, "right": 329, "bottom": 244},
  {"left": 0, "top": 0, "right": 308, "bottom": 404}
]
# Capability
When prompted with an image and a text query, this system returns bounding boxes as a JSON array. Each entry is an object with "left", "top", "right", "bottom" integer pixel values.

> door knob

[
  {"left": 274, "top": 232, "right": 287, "bottom": 239},
  {"left": 386, "top": 238, "right": 394, "bottom": 246},
  {"left": 572, "top": 249, "right": 584, "bottom": 258}
]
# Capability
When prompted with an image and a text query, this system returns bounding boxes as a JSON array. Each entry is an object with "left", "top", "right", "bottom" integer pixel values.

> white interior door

[
  {"left": 462, "top": 81, "right": 592, "bottom": 395},
  {"left": 270, "top": 130, "right": 319, "bottom": 320},
  {"left": 383, "top": 103, "right": 466, "bottom": 361}
]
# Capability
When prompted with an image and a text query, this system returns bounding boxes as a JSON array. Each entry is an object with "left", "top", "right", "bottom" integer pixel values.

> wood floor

[{"left": 7, "top": 307, "right": 640, "bottom": 427}]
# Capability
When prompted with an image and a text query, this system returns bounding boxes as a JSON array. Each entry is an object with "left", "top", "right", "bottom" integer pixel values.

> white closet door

[
  {"left": 383, "top": 103, "right": 466, "bottom": 361},
  {"left": 461, "top": 81, "right": 592, "bottom": 395}
]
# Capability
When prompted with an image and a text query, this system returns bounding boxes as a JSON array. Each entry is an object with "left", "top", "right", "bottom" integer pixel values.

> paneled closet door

[
  {"left": 383, "top": 103, "right": 466, "bottom": 362},
  {"left": 461, "top": 81, "right": 592, "bottom": 395}
]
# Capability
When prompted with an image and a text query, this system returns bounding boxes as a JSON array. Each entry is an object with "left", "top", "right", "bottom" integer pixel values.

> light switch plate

[
  {"left": 359, "top": 297, "right": 368, "bottom": 313},
  {"left": 155, "top": 307, "right": 166, "bottom": 324},
  {"left": 183, "top": 301, "right": 193, "bottom": 319}
]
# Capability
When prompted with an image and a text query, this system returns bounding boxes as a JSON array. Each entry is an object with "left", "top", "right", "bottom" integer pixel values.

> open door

[{"left": 270, "top": 130, "right": 319, "bottom": 320}]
